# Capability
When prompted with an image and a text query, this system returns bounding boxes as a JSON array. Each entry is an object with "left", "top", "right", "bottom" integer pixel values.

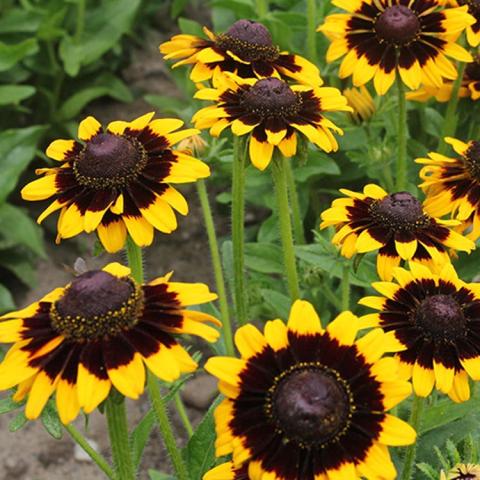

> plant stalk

[
  {"left": 271, "top": 153, "right": 301, "bottom": 301},
  {"left": 65, "top": 424, "right": 115, "bottom": 479},
  {"left": 232, "top": 136, "right": 248, "bottom": 325},
  {"left": 439, "top": 62, "right": 466, "bottom": 154},
  {"left": 174, "top": 391, "right": 194, "bottom": 437},
  {"left": 396, "top": 78, "right": 408, "bottom": 191},
  {"left": 147, "top": 373, "right": 189, "bottom": 480},
  {"left": 106, "top": 395, "right": 135, "bottom": 480},
  {"left": 75, "top": 0, "right": 86, "bottom": 43},
  {"left": 400, "top": 396, "right": 425, "bottom": 480},
  {"left": 306, "top": 0, "right": 318, "bottom": 63},
  {"left": 341, "top": 263, "right": 350, "bottom": 310},
  {"left": 284, "top": 158, "right": 306, "bottom": 245},
  {"left": 196, "top": 180, "right": 234, "bottom": 355}
]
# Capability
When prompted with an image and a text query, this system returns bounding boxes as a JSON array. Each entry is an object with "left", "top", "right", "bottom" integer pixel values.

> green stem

[
  {"left": 147, "top": 373, "right": 189, "bottom": 480},
  {"left": 284, "top": 158, "right": 306, "bottom": 245},
  {"left": 65, "top": 424, "right": 115, "bottom": 479},
  {"left": 174, "top": 391, "right": 194, "bottom": 437},
  {"left": 396, "top": 78, "right": 408, "bottom": 191},
  {"left": 255, "top": 0, "right": 268, "bottom": 17},
  {"left": 196, "top": 180, "right": 234, "bottom": 355},
  {"left": 341, "top": 263, "right": 350, "bottom": 310},
  {"left": 438, "top": 62, "right": 466, "bottom": 154},
  {"left": 125, "top": 236, "right": 144, "bottom": 283},
  {"left": 322, "top": 282, "right": 342, "bottom": 310},
  {"left": 306, "top": 0, "right": 318, "bottom": 63},
  {"left": 106, "top": 395, "right": 135, "bottom": 480},
  {"left": 272, "top": 153, "right": 301, "bottom": 301},
  {"left": 232, "top": 136, "right": 248, "bottom": 326},
  {"left": 75, "top": 0, "right": 86, "bottom": 43},
  {"left": 400, "top": 396, "right": 425, "bottom": 480}
]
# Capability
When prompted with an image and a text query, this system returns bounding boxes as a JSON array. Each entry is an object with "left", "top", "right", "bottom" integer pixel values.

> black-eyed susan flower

[
  {"left": 21, "top": 113, "right": 210, "bottom": 253},
  {"left": 204, "top": 300, "right": 416, "bottom": 480},
  {"left": 452, "top": 0, "right": 480, "bottom": 46},
  {"left": 160, "top": 19, "right": 321, "bottom": 86},
  {"left": 0, "top": 262, "right": 220, "bottom": 424},
  {"left": 192, "top": 75, "right": 350, "bottom": 170},
  {"left": 320, "top": 184, "right": 474, "bottom": 281},
  {"left": 441, "top": 463, "right": 480, "bottom": 479},
  {"left": 204, "top": 462, "right": 248, "bottom": 480},
  {"left": 359, "top": 262, "right": 480, "bottom": 401},
  {"left": 343, "top": 85, "right": 376, "bottom": 123},
  {"left": 418, "top": 137, "right": 480, "bottom": 240},
  {"left": 407, "top": 54, "right": 480, "bottom": 101},
  {"left": 319, "top": 0, "right": 475, "bottom": 95}
]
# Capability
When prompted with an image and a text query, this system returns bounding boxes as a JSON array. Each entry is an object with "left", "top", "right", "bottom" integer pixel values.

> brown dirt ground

[{"left": 0, "top": 10, "right": 225, "bottom": 479}]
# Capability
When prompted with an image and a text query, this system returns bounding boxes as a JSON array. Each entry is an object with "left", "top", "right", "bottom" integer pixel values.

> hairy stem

[
  {"left": 285, "top": 158, "right": 306, "bottom": 245},
  {"left": 396, "top": 78, "right": 408, "bottom": 191},
  {"left": 306, "top": 0, "right": 318, "bottom": 63},
  {"left": 400, "top": 396, "right": 425, "bottom": 480}
]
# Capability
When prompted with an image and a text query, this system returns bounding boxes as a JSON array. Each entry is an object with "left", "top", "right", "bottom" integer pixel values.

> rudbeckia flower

[
  {"left": 418, "top": 137, "right": 480, "bottom": 239},
  {"left": 204, "top": 300, "right": 416, "bottom": 480},
  {"left": 360, "top": 262, "right": 480, "bottom": 401},
  {"left": 320, "top": 184, "right": 474, "bottom": 281},
  {"left": 441, "top": 463, "right": 480, "bottom": 480},
  {"left": 343, "top": 85, "right": 376, "bottom": 123},
  {"left": 451, "top": 0, "right": 480, "bottom": 46},
  {"left": 407, "top": 54, "right": 480, "bottom": 101},
  {"left": 0, "top": 262, "right": 220, "bottom": 424},
  {"left": 192, "top": 75, "right": 350, "bottom": 170},
  {"left": 160, "top": 19, "right": 321, "bottom": 86},
  {"left": 21, "top": 113, "right": 210, "bottom": 253},
  {"left": 319, "top": 0, "right": 475, "bottom": 95}
]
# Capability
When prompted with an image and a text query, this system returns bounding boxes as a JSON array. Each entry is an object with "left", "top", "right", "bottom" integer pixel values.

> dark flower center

[
  {"left": 465, "top": 57, "right": 480, "bottom": 81},
  {"left": 50, "top": 270, "right": 144, "bottom": 341},
  {"left": 241, "top": 78, "right": 301, "bottom": 118},
  {"left": 216, "top": 19, "right": 279, "bottom": 62},
  {"left": 370, "top": 192, "right": 429, "bottom": 231},
  {"left": 375, "top": 5, "right": 420, "bottom": 45},
  {"left": 74, "top": 133, "right": 147, "bottom": 189},
  {"left": 271, "top": 368, "right": 350, "bottom": 445},
  {"left": 415, "top": 294, "right": 466, "bottom": 340},
  {"left": 465, "top": 141, "right": 480, "bottom": 179}
]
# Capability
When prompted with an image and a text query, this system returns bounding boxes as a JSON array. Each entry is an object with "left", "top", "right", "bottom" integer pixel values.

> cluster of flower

[{"left": 0, "top": 0, "right": 480, "bottom": 478}]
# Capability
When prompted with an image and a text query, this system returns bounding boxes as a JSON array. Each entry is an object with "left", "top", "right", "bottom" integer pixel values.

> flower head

[
  {"left": 0, "top": 262, "right": 220, "bottom": 424},
  {"left": 360, "top": 262, "right": 480, "bottom": 401},
  {"left": 441, "top": 463, "right": 480, "bottom": 479},
  {"left": 193, "top": 75, "right": 350, "bottom": 170},
  {"left": 453, "top": 0, "right": 480, "bottom": 46},
  {"left": 319, "top": 0, "right": 474, "bottom": 95},
  {"left": 418, "top": 137, "right": 480, "bottom": 240},
  {"left": 21, "top": 113, "right": 210, "bottom": 253},
  {"left": 320, "top": 184, "right": 474, "bottom": 281},
  {"left": 205, "top": 300, "right": 415, "bottom": 480},
  {"left": 407, "top": 54, "right": 480, "bottom": 101},
  {"left": 160, "top": 19, "right": 322, "bottom": 86},
  {"left": 343, "top": 85, "right": 376, "bottom": 123}
]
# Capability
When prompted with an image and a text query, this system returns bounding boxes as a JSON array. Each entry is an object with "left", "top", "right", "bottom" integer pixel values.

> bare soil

[{"left": 0, "top": 13, "right": 225, "bottom": 480}]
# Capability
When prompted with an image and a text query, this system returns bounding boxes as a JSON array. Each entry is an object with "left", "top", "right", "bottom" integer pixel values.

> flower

[
  {"left": 192, "top": 75, "right": 350, "bottom": 170},
  {"left": 407, "top": 54, "right": 480, "bottom": 101},
  {"left": 160, "top": 19, "right": 321, "bottom": 86},
  {"left": 418, "top": 137, "right": 480, "bottom": 240},
  {"left": 204, "top": 300, "right": 416, "bottom": 480},
  {"left": 204, "top": 462, "right": 248, "bottom": 480},
  {"left": 343, "top": 85, "right": 376, "bottom": 123},
  {"left": 452, "top": 0, "right": 480, "bottom": 46},
  {"left": 441, "top": 463, "right": 480, "bottom": 479},
  {"left": 319, "top": 0, "right": 475, "bottom": 95},
  {"left": 320, "top": 184, "right": 474, "bottom": 281},
  {"left": 360, "top": 262, "right": 480, "bottom": 401},
  {"left": 0, "top": 262, "right": 220, "bottom": 424},
  {"left": 21, "top": 113, "right": 210, "bottom": 253}
]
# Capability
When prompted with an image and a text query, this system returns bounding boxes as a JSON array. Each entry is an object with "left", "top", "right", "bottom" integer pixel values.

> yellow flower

[
  {"left": 441, "top": 463, "right": 480, "bottom": 479},
  {"left": 343, "top": 85, "right": 376, "bottom": 123},
  {"left": 21, "top": 113, "right": 210, "bottom": 253},
  {"left": 0, "top": 263, "right": 220, "bottom": 424},
  {"left": 204, "top": 300, "right": 415, "bottom": 480}
]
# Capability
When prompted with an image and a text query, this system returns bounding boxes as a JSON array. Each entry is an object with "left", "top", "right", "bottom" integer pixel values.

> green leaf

[
  {"left": 131, "top": 410, "right": 156, "bottom": 469},
  {"left": 0, "top": 125, "right": 47, "bottom": 202},
  {"left": 41, "top": 402, "right": 63, "bottom": 439},
  {"left": 171, "top": 0, "right": 190, "bottom": 17},
  {"left": 0, "top": 249, "right": 37, "bottom": 285},
  {"left": 9, "top": 411, "right": 28, "bottom": 432},
  {"left": 58, "top": 74, "right": 133, "bottom": 120},
  {"left": 178, "top": 17, "right": 205, "bottom": 36},
  {"left": 0, "top": 39, "right": 38, "bottom": 71},
  {"left": 59, "top": 0, "right": 141, "bottom": 76},
  {"left": 245, "top": 243, "right": 284, "bottom": 274},
  {"left": 148, "top": 470, "right": 175, "bottom": 480},
  {"left": 0, "top": 204, "right": 45, "bottom": 257},
  {"left": 0, "top": 8, "right": 43, "bottom": 34},
  {"left": 183, "top": 396, "right": 222, "bottom": 479},
  {"left": 294, "top": 150, "right": 340, "bottom": 182},
  {"left": 0, "top": 283, "right": 15, "bottom": 313},
  {"left": 0, "top": 85, "right": 35, "bottom": 106},
  {"left": 0, "top": 396, "right": 22, "bottom": 415},
  {"left": 260, "top": 288, "right": 290, "bottom": 318}
]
